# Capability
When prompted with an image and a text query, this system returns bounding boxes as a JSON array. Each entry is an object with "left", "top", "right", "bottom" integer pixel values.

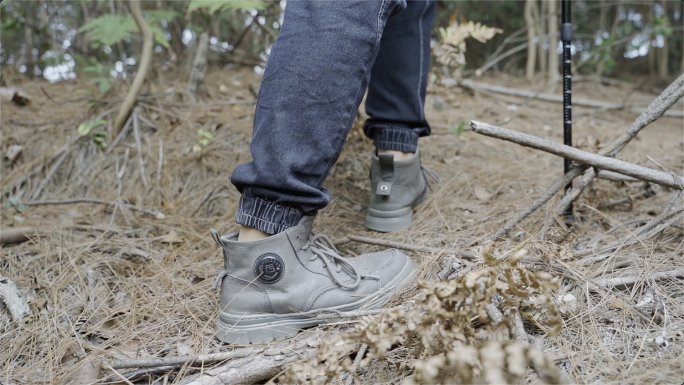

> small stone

[{"left": 561, "top": 294, "right": 577, "bottom": 312}]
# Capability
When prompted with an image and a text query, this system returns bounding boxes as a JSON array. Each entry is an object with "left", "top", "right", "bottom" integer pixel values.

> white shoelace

[{"left": 302, "top": 233, "right": 377, "bottom": 290}]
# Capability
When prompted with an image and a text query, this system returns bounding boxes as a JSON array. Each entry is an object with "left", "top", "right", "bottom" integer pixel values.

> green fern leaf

[
  {"left": 78, "top": 14, "right": 137, "bottom": 47},
  {"left": 188, "top": 0, "right": 266, "bottom": 14},
  {"left": 78, "top": 11, "right": 175, "bottom": 48},
  {"left": 144, "top": 10, "right": 180, "bottom": 23}
]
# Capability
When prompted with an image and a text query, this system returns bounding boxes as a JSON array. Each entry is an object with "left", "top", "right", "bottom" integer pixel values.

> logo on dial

[{"left": 254, "top": 253, "right": 285, "bottom": 284}]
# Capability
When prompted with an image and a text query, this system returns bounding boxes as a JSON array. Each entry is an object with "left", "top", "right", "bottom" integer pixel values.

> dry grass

[{"left": 1, "top": 67, "right": 683, "bottom": 384}]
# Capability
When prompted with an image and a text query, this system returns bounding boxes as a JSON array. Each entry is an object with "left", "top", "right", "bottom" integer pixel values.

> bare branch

[{"left": 470, "top": 121, "right": 684, "bottom": 190}]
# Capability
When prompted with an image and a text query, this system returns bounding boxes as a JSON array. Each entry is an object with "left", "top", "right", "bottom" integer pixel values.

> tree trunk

[
  {"left": 596, "top": 0, "right": 622, "bottom": 76},
  {"left": 23, "top": 11, "right": 35, "bottom": 78},
  {"left": 547, "top": 0, "right": 560, "bottom": 83},
  {"left": 187, "top": 32, "right": 209, "bottom": 102},
  {"left": 538, "top": 0, "right": 548, "bottom": 74},
  {"left": 112, "top": 0, "right": 155, "bottom": 137},
  {"left": 681, "top": 1, "right": 684, "bottom": 74},
  {"left": 524, "top": 0, "right": 537, "bottom": 80},
  {"left": 599, "top": 0, "right": 607, "bottom": 34},
  {"left": 657, "top": 0, "right": 668, "bottom": 79},
  {"left": 80, "top": 1, "right": 91, "bottom": 52},
  {"left": 648, "top": 0, "right": 655, "bottom": 75}
]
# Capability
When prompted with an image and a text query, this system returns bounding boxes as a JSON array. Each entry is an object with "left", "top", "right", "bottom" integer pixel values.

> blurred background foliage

[{"left": 1, "top": 0, "right": 682, "bottom": 87}]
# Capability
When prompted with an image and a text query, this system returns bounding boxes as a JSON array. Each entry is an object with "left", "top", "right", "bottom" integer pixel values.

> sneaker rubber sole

[
  {"left": 215, "top": 258, "right": 415, "bottom": 344},
  {"left": 365, "top": 186, "right": 429, "bottom": 232}
]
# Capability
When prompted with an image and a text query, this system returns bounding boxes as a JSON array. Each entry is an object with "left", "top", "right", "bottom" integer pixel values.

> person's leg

[
  {"left": 231, "top": 0, "right": 407, "bottom": 238},
  {"left": 363, "top": 0, "right": 437, "bottom": 232},
  {"left": 214, "top": 0, "right": 416, "bottom": 344},
  {"left": 364, "top": 0, "right": 436, "bottom": 155}
]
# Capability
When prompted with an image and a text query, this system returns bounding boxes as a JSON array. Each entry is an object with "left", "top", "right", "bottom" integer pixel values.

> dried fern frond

[
  {"left": 280, "top": 245, "right": 563, "bottom": 384},
  {"left": 434, "top": 19, "right": 503, "bottom": 78}
]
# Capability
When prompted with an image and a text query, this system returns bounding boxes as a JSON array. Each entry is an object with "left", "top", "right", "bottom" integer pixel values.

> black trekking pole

[{"left": 561, "top": 0, "right": 573, "bottom": 221}]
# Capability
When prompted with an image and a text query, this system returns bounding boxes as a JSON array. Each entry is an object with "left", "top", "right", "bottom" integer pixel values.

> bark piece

[{"left": 0, "top": 275, "right": 31, "bottom": 322}]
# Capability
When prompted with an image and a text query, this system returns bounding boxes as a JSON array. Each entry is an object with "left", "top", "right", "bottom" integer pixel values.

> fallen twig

[
  {"left": 343, "top": 343, "right": 368, "bottom": 385},
  {"left": 508, "top": 308, "right": 528, "bottom": 342},
  {"left": 552, "top": 72, "right": 684, "bottom": 217},
  {"left": 470, "top": 121, "right": 684, "bottom": 190},
  {"left": 23, "top": 198, "right": 165, "bottom": 219},
  {"left": 544, "top": 263, "right": 653, "bottom": 322},
  {"left": 157, "top": 138, "right": 163, "bottom": 182},
  {"left": 461, "top": 79, "right": 684, "bottom": 118},
  {"left": 596, "top": 170, "right": 640, "bottom": 183},
  {"left": 179, "top": 332, "right": 325, "bottom": 385},
  {"left": 105, "top": 365, "right": 177, "bottom": 384},
  {"left": 637, "top": 190, "right": 682, "bottom": 235},
  {"left": 108, "top": 115, "right": 133, "bottom": 152},
  {"left": 485, "top": 303, "right": 504, "bottom": 324},
  {"left": 575, "top": 207, "right": 684, "bottom": 257},
  {"left": 0, "top": 226, "right": 37, "bottom": 245},
  {"left": 0, "top": 275, "right": 31, "bottom": 322},
  {"left": 598, "top": 184, "right": 658, "bottom": 209},
  {"left": 132, "top": 108, "right": 148, "bottom": 187},
  {"left": 31, "top": 149, "right": 68, "bottom": 200},
  {"left": 112, "top": 347, "right": 258, "bottom": 369},
  {"left": 337, "top": 234, "right": 477, "bottom": 260},
  {"left": 485, "top": 73, "right": 684, "bottom": 240},
  {"left": 593, "top": 268, "right": 684, "bottom": 287},
  {"left": 487, "top": 168, "right": 583, "bottom": 241},
  {"left": 104, "top": 363, "right": 134, "bottom": 385},
  {"left": 314, "top": 303, "right": 412, "bottom": 320}
]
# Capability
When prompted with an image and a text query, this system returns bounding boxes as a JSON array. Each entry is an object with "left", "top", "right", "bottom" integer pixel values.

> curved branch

[{"left": 112, "top": 0, "right": 154, "bottom": 137}]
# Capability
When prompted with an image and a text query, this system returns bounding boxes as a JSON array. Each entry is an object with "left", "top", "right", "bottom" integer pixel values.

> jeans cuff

[
  {"left": 235, "top": 195, "right": 304, "bottom": 235},
  {"left": 370, "top": 125, "right": 420, "bottom": 152}
]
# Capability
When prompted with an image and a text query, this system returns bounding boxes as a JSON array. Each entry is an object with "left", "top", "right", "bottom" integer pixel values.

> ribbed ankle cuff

[
  {"left": 235, "top": 195, "right": 304, "bottom": 235},
  {"left": 369, "top": 125, "right": 420, "bottom": 153}
]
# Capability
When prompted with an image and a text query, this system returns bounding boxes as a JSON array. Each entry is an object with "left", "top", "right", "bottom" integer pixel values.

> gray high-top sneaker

[
  {"left": 366, "top": 149, "right": 433, "bottom": 232},
  {"left": 210, "top": 216, "right": 415, "bottom": 344}
]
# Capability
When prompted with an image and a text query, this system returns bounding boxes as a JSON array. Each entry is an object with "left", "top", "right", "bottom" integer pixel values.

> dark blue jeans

[{"left": 231, "top": 0, "right": 436, "bottom": 235}]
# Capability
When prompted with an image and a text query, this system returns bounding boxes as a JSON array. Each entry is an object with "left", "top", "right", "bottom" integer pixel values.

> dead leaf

[
  {"left": 159, "top": 231, "right": 182, "bottom": 244},
  {"left": 0, "top": 87, "right": 30, "bottom": 105},
  {"left": 219, "top": 84, "right": 229, "bottom": 93},
  {"left": 473, "top": 186, "right": 493, "bottom": 201}
]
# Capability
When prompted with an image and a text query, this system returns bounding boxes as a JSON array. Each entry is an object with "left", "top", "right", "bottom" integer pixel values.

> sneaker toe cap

[{"left": 357, "top": 249, "right": 415, "bottom": 287}]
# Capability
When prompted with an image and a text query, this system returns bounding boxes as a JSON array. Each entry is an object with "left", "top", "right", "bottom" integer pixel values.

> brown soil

[{"left": 1, "top": 67, "right": 683, "bottom": 384}]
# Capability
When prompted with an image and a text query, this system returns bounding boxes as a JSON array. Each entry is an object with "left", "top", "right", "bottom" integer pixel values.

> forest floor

[{"left": 1, "top": 66, "right": 683, "bottom": 384}]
